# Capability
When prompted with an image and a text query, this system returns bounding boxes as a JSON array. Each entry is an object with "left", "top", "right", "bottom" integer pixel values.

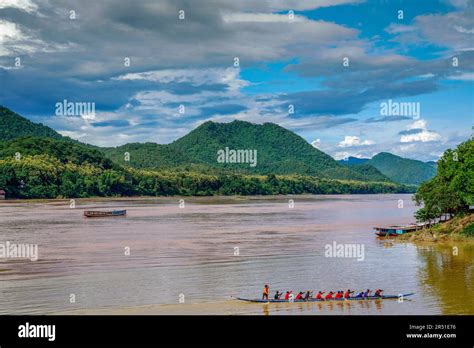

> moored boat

[
  {"left": 235, "top": 293, "right": 414, "bottom": 303},
  {"left": 84, "top": 210, "right": 127, "bottom": 218},
  {"left": 374, "top": 225, "right": 421, "bottom": 236}
]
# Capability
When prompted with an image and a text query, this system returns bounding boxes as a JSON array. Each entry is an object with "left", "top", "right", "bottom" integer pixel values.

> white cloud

[
  {"left": 388, "top": 11, "right": 474, "bottom": 51},
  {"left": 400, "top": 131, "right": 441, "bottom": 143},
  {"left": 115, "top": 67, "right": 249, "bottom": 91},
  {"left": 0, "top": 19, "right": 75, "bottom": 57},
  {"left": 0, "top": 21, "right": 26, "bottom": 56},
  {"left": 222, "top": 13, "right": 305, "bottom": 23},
  {"left": 311, "top": 138, "right": 321, "bottom": 148},
  {"left": 385, "top": 23, "right": 416, "bottom": 34},
  {"left": 407, "top": 119, "right": 427, "bottom": 130},
  {"left": 338, "top": 135, "right": 374, "bottom": 147},
  {"left": 0, "top": 0, "right": 37, "bottom": 13},
  {"left": 448, "top": 72, "right": 474, "bottom": 81},
  {"left": 241, "top": 0, "right": 363, "bottom": 11},
  {"left": 401, "top": 119, "right": 442, "bottom": 143}
]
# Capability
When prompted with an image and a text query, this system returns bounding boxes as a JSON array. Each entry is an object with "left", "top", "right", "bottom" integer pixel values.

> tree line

[
  {"left": 0, "top": 155, "right": 414, "bottom": 199},
  {"left": 414, "top": 139, "right": 473, "bottom": 223}
]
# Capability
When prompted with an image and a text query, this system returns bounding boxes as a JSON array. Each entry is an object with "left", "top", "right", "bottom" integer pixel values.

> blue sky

[{"left": 0, "top": 0, "right": 472, "bottom": 161}]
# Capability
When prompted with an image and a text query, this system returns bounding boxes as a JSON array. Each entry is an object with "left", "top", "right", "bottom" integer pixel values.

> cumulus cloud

[
  {"left": 400, "top": 119, "right": 441, "bottom": 143},
  {"left": 311, "top": 138, "right": 321, "bottom": 148},
  {"left": 338, "top": 135, "right": 374, "bottom": 147}
]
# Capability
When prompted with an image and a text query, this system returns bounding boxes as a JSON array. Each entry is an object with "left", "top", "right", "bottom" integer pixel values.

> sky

[{"left": 0, "top": 0, "right": 472, "bottom": 161}]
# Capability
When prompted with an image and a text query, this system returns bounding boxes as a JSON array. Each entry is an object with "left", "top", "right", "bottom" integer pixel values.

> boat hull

[
  {"left": 235, "top": 293, "right": 414, "bottom": 303},
  {"left": 84, "top": 210, "right": 127, "bottom": 217}
]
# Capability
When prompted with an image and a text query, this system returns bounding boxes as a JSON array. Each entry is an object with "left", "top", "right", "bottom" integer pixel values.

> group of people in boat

[{"left": 263, "top": 285, "right": 384, "bottom": 301}]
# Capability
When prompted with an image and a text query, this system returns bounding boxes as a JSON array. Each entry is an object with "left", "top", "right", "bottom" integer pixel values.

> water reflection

[
  {"left": 417, "top": 243, "right": 474, "bottom": 314},
  {"left": 259, "top": 298, "right": 387, "bottom": 315}
]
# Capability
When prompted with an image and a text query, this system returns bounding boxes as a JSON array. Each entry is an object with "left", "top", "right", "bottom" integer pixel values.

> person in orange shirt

[{"left": 262, "top": 284, "right": 269, "bottom": 300}]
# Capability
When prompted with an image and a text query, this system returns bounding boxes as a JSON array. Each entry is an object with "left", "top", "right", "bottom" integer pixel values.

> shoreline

[
  {"left": 394, "top": 214, "right": 474, "bottom": 243},
  {"left": 0, "top": 192, "right": 415, "bottom": 204}
]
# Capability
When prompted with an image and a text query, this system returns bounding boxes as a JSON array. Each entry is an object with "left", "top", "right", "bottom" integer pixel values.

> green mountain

[
  {"left": 103, "top": 120, "right": 391, "bottom": 182},
  {"left": 0, "top": 106, "right": 415, "bottom": 198},
  {"left": 367, "top": 152, "right": 437, "bottom": 185},
  {"left": 0, "top": 106, "right": 63, "bottom": 141},
  {"left": 0, "top": 136, "right": 115, "bottom": 169}
]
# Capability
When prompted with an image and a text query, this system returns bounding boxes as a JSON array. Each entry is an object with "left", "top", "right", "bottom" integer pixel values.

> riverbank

[{"left": 396, "top": 213, "right": 474, "bottom": 242}]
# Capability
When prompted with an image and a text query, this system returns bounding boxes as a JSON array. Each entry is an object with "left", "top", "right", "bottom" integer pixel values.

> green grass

[{"left": 461, "top": 223, "right": 474, "bottom": 237}]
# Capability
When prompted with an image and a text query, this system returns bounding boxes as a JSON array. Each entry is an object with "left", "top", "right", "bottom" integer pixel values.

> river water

[{"left": 0, "top": 194, "right": 472, "bottom": 315}]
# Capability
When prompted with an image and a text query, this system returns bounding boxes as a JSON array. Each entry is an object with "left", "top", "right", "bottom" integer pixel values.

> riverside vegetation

[
  {"left": 402, "top": 139, "right": 474, "bottom": 241},
  {"left": 0, "top": 106, "right": 416, "bottom": 198}
]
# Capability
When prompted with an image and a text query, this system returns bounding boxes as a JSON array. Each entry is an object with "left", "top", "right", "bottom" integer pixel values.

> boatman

[
  {"left": 374, "top": 289, "right": 384, "bottom": 297},
  {"left": 284, "top": 290, "right": 292, "bottom": 300},
  {"left": 344, "top": 289, "right": 354, "bottom": 299},
  {"left": 363, "top": 289, "right": 371, "bottom": 298},
  {"left": 325, "top": 291, "right": 335, "bottom": 300},
  {"left": 316, "top": 291, "right": 325, "bottom": 300},
  {"left": 274, "top": 291, "right": 282, "bottom": 300},
  {"left": 262, "top": 285, "right": 269, "bottom": 300},
  {"left": 335, "top": 291, "right": 343, "bottom": 299}
]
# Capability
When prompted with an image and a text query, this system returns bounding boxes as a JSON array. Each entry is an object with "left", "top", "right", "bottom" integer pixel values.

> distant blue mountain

[
  {"left": 338, "top": 156, "right": 370, "bottom": 166},
  {"left": 339, "top": 153, "right": 437, "bottom": 185}
]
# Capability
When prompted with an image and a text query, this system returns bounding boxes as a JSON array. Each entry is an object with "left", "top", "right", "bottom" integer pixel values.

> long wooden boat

[
  {"left": 84, "top": 210, "right": 127, "bottom": 218},
  {"left": 374, "top": 225, "right": 420, "bottom": 236},
  {"left": 235, "top": 293, "right": 414, "bottom": 303}
]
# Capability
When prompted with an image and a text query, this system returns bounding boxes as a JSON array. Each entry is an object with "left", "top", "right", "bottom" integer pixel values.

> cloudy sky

[{"left": 0, "top": 0, "right": 472, "bottom": 161}]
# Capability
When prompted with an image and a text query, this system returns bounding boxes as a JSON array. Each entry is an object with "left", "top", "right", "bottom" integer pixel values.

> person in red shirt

[
  {"left": 374, "top": 289, "right": 384, "bottom": 297},
  {"left": 335, "top": 291, "right": 343, "bottom": 299},
  {"left": 295, "top": 292, "right": 304, "bottom": 300},
  {"left": 344, "top": 289, "right": 354, "bottom": 299},
  {"left": 316, "top": 291, "right": 325, "bottom": 300},
  {"left": 325, "top": 291, "right": 335, "bottom": 300},
  {"left": 284, "top": 291, "right": 292, "bottom": 300}
]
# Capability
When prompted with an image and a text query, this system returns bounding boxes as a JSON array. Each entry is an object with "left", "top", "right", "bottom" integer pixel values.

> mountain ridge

[
  {"left": 0, "top": 106, "right": 417, "bottom": 198},
  {"left": 0, "top": 105, "right": 426, "bottom": 184}
]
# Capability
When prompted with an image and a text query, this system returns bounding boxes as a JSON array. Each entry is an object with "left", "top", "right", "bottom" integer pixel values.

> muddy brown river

[{"left": 0, "top": 194, "right": 472, "bottom": 315}]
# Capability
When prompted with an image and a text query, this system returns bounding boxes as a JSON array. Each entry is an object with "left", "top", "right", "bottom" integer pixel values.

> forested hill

[
  {"left": 0, "top": 106, "right": 63, "bottom": 141},
  {"left": 339, "top": 153, "right": 437, "bottom": 185},
  {"left": 367, "top": 152, "right": 437, "bottom": 185},
  {"left": 103, "top": 120, "right": 391, "bottom": 182},
  {"left": 0, "top": 106, "right": 416, "bottom": 198}
]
